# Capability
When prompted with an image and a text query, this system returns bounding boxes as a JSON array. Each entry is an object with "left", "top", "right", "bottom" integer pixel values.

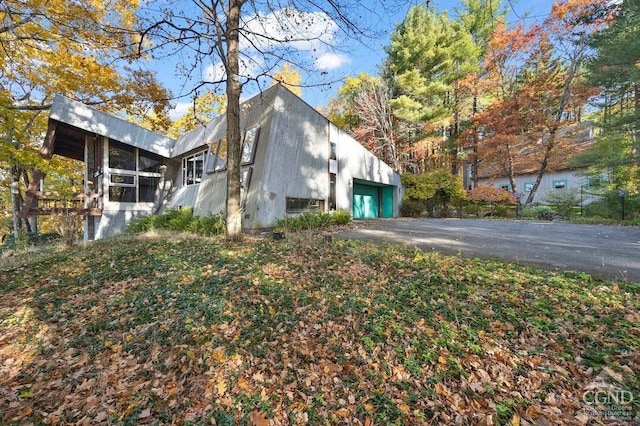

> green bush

[
  {"left": 277, "top": 210, "right": 351, "bottom": 232},
  {"left": 332, "top": 209, "right": 352, "bottom": 225},
  {"left": 545, "top": 189, "right": 580, "bottom": 219},
  {"left": 401, "top": 199, "right": 424, "bottom": 217},
  {"left": 519, "top": 205, "right": 556, "bottom": 221},
  {"left": 126, "top": 207, "right": 225, "bottom": 236},
  {"left": 401, "top": 170, "right": 468, "bottom": 218}
]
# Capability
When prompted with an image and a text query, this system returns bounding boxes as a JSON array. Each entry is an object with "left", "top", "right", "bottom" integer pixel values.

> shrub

[
  {"left": 401, "top": 199, "right": 424, "bottom": 217},
  {"left": 276, "top": 210, "right": 351, "bottom": 232},
  {"left": 126, "top": 207, "right": 225, "bottom": 236},
  {"left": 401, "top": 170, "right": 468, "bottom": 218},
  {"left": 520, "top": 205, "right": 555, "bottom": 221},
  {"left": 332, "top": 209, "right": 352, "bottom": 225},
  {"left": 468, "top": 185, "right": 516, "bottom": 204},
  {"left": 545, "top": 189, "right": 580, "bottom": 219}
]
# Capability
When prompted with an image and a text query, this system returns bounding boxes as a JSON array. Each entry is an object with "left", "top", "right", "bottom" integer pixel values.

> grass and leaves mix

[{"left": 1, "top": 233, "right": 638, "bottom": 425}]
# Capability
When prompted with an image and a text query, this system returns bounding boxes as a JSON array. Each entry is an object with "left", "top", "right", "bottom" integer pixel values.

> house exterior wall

[
  {"left": 478, "top": 169, "right": 592, "bottom": 204},
  {"left": 47, "top": 86, "right": 403, "bottom": 240},
  {"left": 250, "top": 87, "right": 331, "bottom": 227},
  {"left": 330, "top": 124, "right": 403, "bottom": 217}
]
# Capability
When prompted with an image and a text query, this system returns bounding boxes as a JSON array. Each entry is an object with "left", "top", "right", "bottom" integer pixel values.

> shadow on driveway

[{"left": 337, "top": 218, "right": 640, "bottom": 283}]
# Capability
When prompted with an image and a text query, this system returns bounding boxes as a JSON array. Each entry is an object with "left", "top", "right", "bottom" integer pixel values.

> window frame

[
  {"left": 107, "top": 143, "right": 164, "bottom": 203},
  {"left": 552, "top": 179, "right": 567, "bottom": 190},
  {"left": 286, "top": 197, "right": 324, "bottom": 214},
  {"left": 182, "top": 150, "right": 207, "bottom": 186},
  {"left": 242, "top": 126, "right": 260, "bottom": 165}
]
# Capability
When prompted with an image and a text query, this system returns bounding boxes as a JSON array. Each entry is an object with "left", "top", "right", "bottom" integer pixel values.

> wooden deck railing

[{"left": 19, "top": 192, "right": 103, "bottom": 217}]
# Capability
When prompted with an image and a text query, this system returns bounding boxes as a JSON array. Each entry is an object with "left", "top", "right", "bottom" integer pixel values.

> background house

[
  {"left": 475, "top": 122, "right": 598, "bottom": 204},
  {"left": 23, "top": 85, "right": 403, "bottom": 240}
]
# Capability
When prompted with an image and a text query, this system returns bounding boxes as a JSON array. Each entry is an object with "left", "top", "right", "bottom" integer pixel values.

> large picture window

[
  {"left": 108, "top": 141, "right": 164, "bottom": 203},
  {"left": 182, "top": 150, "right": 206, "bottom": 185},
  {"left": 286, "top": 197, "right": 324, "bottom": 214}
]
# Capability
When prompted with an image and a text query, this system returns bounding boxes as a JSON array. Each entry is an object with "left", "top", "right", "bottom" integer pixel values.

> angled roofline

[{"left": 49, "top": 94, "right": 175, "bottom": 158}]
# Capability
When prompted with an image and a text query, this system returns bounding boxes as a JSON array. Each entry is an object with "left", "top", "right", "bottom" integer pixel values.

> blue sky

[{"left": 160, "top": 0, "right": 560, "bottom": 118}]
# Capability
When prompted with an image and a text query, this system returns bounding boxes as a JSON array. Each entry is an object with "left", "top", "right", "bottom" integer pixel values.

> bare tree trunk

[{"left": 225, "top": 0, "right": 244, "bottom": 239}]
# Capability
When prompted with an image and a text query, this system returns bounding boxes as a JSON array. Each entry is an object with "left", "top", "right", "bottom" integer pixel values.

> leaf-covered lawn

[{"left": 1, "top": 233, "right": 638, "bottom": 425}]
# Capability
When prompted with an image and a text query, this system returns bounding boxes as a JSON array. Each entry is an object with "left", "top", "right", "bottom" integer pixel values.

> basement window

[{"left": 286, "top": 197, "right": 324, "bottom": 214}]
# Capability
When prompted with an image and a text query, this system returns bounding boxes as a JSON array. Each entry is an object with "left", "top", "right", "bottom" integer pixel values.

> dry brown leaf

[
  {"left": 250, "top": 410, "right": 269, "bottom": 426},
  {"left": 216, "top": 379, "right": 227, "bottom": 396},
  {"left": 335, "top": 408, "right": 350, "bottom": 418}
]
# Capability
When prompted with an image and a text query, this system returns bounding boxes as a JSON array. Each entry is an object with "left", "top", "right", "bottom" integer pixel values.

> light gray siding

[{"left": 479, "top": 170, "right": 592, "bottom": 204}]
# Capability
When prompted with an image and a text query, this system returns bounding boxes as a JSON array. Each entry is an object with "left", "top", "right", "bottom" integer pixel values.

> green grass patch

[{"left": 1, "top": 232, "right": 638, "bottom": 424}]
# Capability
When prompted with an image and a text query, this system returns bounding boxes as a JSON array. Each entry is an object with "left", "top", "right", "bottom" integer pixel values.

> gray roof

[{"left": 50, "top": 95, "right": 175, "bottom": 158}]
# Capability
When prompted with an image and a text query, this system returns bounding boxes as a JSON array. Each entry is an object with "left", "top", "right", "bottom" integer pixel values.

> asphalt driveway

[{"left": 337, "top": 218, "right": 640, "bottom": 282}]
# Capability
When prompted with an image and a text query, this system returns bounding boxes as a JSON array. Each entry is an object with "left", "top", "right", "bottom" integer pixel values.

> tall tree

[
  {"left": 466, "top": 0, "right": 611, "bottom": 204},
  {"left": 386, "top": 4, "right": 480, "bottom": 174},
  {"left": 137, "top": 1, "right": 406, "bottom": 238},
  {"left": 0, "top": 0, "right": 170, "bottom": 237},
  {"left": 578, "top": 0, "right": 640, "bottom": 193}
]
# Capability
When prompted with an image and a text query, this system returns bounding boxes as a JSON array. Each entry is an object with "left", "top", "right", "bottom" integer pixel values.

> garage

[{"left": 352, "top": 180, "right": 395, "bottom": 219}]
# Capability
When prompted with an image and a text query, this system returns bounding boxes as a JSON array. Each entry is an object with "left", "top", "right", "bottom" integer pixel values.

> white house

[
  {"left": 22, "top": 85, "right": 403, "bottom": 239},
  {"left": 475, "top": 122, "right": 598, "bottom": 204}
]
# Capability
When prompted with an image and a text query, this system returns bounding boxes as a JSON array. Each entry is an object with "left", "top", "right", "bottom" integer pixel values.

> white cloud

[
  {"left": 241, "top": 8, "right": 338, "bottom": 53},
  {"left": 315, "top": 53, "right": 350, "bottom": 71},
  {"left": 200, "top": 7, "right": 350, "bottom": 86},
  {"left": 169, "top": 101, "right": 192, "bottom": 120}
]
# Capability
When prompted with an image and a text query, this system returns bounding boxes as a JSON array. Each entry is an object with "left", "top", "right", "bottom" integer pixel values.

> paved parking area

[{"left": 337, "top": 218, "right": 640, "bottom": 282}]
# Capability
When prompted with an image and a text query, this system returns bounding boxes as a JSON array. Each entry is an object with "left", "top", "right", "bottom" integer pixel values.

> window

[
  {"left": 182, "top": 150, "right": 206, "bottom": 185},
  {"left": 586, "top": 177, "right": 601, "bottom": 187},
  {"left": 139, "top": 176, "right": 160, "bottom": 202},
  {"left": 501, "top": 184, "right": 511, "bottom": 191},
  {"left": 330, "top": 142, "right": 337, "bottom": 160},
  {"left": 552, "top": 179, "right": 567, "bottom": 189},
  {"left": 329, "top": 173, "right": 336, "bottom": 211},
  {"left": 108, "top": 141, "right": 164, "bottom": 203},
  {"left": 524, "top": 182, "right": 534, "bottom": 192},
  {"left": 242, "top": 126, "right": 260, "bottom": 164},
  {"left": 286, "top": 197, "right": 324, "bottom": 214},
  {"left": 206, "top": 141, "right": 222, "bottom": 173},
  {"left": 109, "top": 141, "right": 136, "bottom": 170}
]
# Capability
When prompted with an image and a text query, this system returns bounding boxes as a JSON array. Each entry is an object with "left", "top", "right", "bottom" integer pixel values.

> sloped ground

[{"left": 1, "top": 233, "right": 638, "bottom": 425}]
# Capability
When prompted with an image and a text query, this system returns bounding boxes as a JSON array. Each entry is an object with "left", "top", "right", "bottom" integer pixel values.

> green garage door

[{"left": 353, "top": 183, "right": 380, "bottom": 219}]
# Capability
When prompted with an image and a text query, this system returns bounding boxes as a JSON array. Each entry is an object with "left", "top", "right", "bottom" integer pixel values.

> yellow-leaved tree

[{"left": 0, "top": 0, "right": 171, "bottom": 239}]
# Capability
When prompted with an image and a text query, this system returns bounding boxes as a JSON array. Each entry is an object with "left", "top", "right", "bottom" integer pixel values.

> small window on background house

[
  {"left": 501, "top": 185, "right": 511, "bottom": 191},
  {"left": 330, "top": 142, "right": 337, "bottom": 160},
  {"left": 286, "top": 197, "right": 324, "bottom": 214},
  {"left": 524, "top": 182, "right": 534, "bottom": 192},
  {"left": 587, "top": 177, "right": 601, "bottom": 187},
  {"left": 553, "top": 179, "right": 567, "bottom": 189},
  {"left": 242, "top": 126, "right": 260, "bottom": 164}
]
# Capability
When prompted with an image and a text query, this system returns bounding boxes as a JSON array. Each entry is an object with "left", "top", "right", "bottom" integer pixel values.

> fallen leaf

[
  {"left": 250, "top": 410, "right": 269, "bottom": 426},
  {"left": 216, "top": 380, "right": 227, "bottom": 396}
]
